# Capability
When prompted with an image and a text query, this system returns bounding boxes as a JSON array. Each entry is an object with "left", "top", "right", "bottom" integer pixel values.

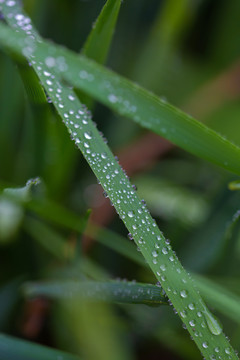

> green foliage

[{"left": 0, "top": 1, "right": 240, "bottom": 360}]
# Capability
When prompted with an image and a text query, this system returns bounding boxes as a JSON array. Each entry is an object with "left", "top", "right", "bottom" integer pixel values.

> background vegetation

[{"left": 0, "top": 0, "right": 240, "bottom": 359}]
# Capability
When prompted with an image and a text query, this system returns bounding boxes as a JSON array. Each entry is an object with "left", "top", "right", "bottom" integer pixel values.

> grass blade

[
  {"left": 77, "top": 0, "right": 122, "bottom": 107},
  {"left": 0, "top": 24, "right": 240, "bottom": 176},
  {"left": 24, "top": 280, "right": 168, "bottom": 306},
  {"left": 0, "top": 3, "right": 238, "bottom": 358},
  {"left": 81, "top": 0, "right": 122, "bottom": 65},
  {"left": 0, "top": 333, "right": 81, "bottom": 360}
]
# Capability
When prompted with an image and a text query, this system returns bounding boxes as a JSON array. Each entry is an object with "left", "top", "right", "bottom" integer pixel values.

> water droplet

[
  {"left": 101, "top": 152, "right": 107, "bottom": 159},
  {"left": 6, "top": 0, "right": 16, "bottom": 7},
  {"left": 152, "top": 250, "right": 158, "bottom": 258},
  {"left": 43, "top": 70, "right": 51, "bottom": 77},
  {"left": 180, "top": 310, "right": 187, "bottom": 318},
  {"left": 128, "top": 233, "right": 133, "bottom": 241},
  {"left": 162, "top": 247, "right": 168, "bottom": 255},
  {"left": 108, "top": 94, "right": 118, "bottom": 103},
  {"left": 45, "top": 56, "right": 56, "bottom": 67},
  {"left": 204, "top": 308, "right": 222, "bottom": 336},
  {"left": 180, "top": 290, "right": 188, "bottom": 298},
  {"left": 84, "top": 131, "right": 92, "bottom": 140},
  {"left": 202, "top": 342, "right": 208, "bottom": 349},
  {"left": 127, "top": 210, "right": 134, "bottom": 218},
  {"left": 189, "top": 320, "right": 195, "bottom": 327}
]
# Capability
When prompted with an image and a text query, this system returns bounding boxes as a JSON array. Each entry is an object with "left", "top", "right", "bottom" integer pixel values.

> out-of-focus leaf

[
  {"left": 81, "top": 0, "right": 121, "bottom": 65},
  {"left": 0, "top": 333, "right": 81, "bottom": 360},
  {"left": 3, "top": 177, "right": 41, "bottom": 202},
  {"left": 194, "top": 274, "right": 240, "bottom": 324},
  {"left": 0, "top": 197, "right": 23, "bottom": 242},
  {"left": 135, "top": 177, "right": 209, "bottom": 225},
  {"left": 0, "top": 178, "right": 41, "bottom": 242},
  {"left": 24, "top": 279, "right": 168, "bottom": 306}
]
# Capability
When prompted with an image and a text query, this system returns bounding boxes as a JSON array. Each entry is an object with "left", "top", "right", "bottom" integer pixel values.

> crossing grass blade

[
  {"left": 23, "top": 280, "right": 168, "bottom": 306},
  {"left": 0, "top": 2, "right": 239, "bottom": 359},
  {"left": 0, "top": 24, "right": 240, "bottom": 176}
]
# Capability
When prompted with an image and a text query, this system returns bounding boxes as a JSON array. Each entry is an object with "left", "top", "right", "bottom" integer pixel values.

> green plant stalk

[
  {"left": 0, "top": 25, "right": 240, "bottom": 176},
  {"left": 0, "top": 2, "right": 238, "bottom": 359},
  {"left": 24, "top": 280, "right": 168, "bottom": 306}
]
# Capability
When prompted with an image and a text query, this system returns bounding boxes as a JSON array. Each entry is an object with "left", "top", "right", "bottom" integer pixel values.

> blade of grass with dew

[
  {"left": 23, "top": 276, "right": 240, "bottom": 325},
  {"left": 1, "top": 24, "right": 240, "bottom": 176},
  {"left": 23, "top": 279, "right": 168, "bottom": 306},
  {"left": 0, "top": 333, "right": 81, "bottom": 360},
  {"left": 0, "top": 3, "right": 238, "bottom": 359}
]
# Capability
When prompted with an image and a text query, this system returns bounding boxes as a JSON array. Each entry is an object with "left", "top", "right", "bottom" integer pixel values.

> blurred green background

[{"left": 1, "top": 0, "right": 240, "bottom": 359}]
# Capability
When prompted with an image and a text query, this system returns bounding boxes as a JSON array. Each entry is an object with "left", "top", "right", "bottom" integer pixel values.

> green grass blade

[
  {"left": 0, "top": 333, "right": 81, "bottom": 360},
  {"left": 24, "top": 280, "right": 168, "bottom": 306},
  {"left": 0, "top": 3, "right": 238, "bottom": 359},
  {"left": 0, "top": 24, "right": 240, "bottom": 175},
  {"left": 58, "top": 51, "right": 240, "bottom": 177},
  {"left": 77, "top": 0, "right": 122, "bottom": 107},
  {"left": 81, "top": 0, "right": 121, "bottom": 65}
]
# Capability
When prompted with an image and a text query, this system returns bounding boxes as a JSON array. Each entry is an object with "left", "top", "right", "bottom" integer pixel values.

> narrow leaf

[
  {"left": 24, "top": 280, "right": 168, "bottom": 306},
  {"left": 0, "top": 333, "right": 81, "bottom": 360},
  {"left": 0, "top": 24, "right": 240, "bottom": 175},
  {"left": 81, "top": 0, "right": 122, "bottom": 65},
  {"left": 77, "top": 0, "right": 122, "bottom": 107}
]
